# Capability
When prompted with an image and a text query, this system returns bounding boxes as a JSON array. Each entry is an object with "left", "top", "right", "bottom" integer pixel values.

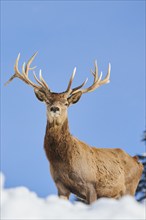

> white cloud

[{"left": 1, "top": 173, "right": 145, "bottom": 219}]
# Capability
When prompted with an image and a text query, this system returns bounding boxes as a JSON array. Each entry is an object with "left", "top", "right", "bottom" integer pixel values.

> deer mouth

[
  {"left": 48, "top": 111, "right": 62, "bottom": 126},
  {"left": 50, "top": 112, "right": 60, "bottom": 118}
]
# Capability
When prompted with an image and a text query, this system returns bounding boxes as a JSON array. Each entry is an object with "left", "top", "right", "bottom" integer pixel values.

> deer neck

[
  {"left": 44, "top": 118, "right": 71, "bottom": 162},
  {"left": 46, "top": 118, "right": 70, "bottom": 138}
]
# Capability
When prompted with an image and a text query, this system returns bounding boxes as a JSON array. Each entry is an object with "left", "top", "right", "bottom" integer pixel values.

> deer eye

[
  {"left": 46, "top": 100, "right": 50, "bottom": 105},
  {"left": 65, "top": 102, "right": 68, "bottom": 106}
]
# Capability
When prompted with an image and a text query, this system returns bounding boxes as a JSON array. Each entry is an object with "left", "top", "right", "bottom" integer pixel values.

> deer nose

[{"left": 50, "top": 106, "right": 60, "bottom": 113}]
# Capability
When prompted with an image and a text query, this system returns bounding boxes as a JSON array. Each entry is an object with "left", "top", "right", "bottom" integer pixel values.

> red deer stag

[{"left": 6, "top": 52, "right": 143, "bottom": 204}]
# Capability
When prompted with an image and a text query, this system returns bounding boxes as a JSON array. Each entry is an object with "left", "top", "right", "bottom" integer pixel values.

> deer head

[{"left": 5, "top": 52, "right": 111, "bottom": 126}]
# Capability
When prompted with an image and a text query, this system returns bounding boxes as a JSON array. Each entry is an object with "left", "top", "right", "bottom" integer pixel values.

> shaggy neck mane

[{"left": 44, "top": 118, "right": 71, "bottom": 162}]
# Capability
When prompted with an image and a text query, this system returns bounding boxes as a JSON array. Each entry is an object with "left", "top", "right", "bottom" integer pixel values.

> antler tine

[
  {"left": 39, "top": 70, "right": 50, "bottom": 90},
  {"left": 25, "top": 52, "right": 38, "bottom": 75},
  {"left": 33, "top": 71, "right": 44, "bottom": 87},
  {"left": 66, "top": 67, "right": 89, "bottom": 95},
  {"left": 14, "top": 53, "right": 21, "bottom": 74},
  {"left": 66, "top": 67, "right": 76, "bottom": 93},
  {"left": 91, "top": 60, "right": 98, "bottom": 82},
  {"left": 33, "top": 70, "right": 50, "bottom": 91},
  {"left": 99, "top": 63, "right": 111, "bottom": 85},
  {"left": 4, "top": 73, "right": 17, "bottom": 86}
]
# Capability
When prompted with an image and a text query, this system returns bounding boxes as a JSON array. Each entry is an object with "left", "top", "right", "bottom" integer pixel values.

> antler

[
  {"left": 5, "top": 52, "right": 50, "bottom": 93},
  {"left": 5, "top": 54, "right": 111, "bottom": 97},
  {"left": 66, "top": 61, "right": 111, "bottom": 95}
]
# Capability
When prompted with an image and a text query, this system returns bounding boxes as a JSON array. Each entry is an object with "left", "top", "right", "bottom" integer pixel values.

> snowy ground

[{"left": 1, "top": 173, "right": 145, "bottom": 220}]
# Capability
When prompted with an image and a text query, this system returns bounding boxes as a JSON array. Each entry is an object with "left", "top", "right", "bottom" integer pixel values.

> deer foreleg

[
  {"left": 56, "top": 181, "right": 70, "bottom": 200},
  {"left": 86, "top": 184, "right": 97, "bottom": 204}
]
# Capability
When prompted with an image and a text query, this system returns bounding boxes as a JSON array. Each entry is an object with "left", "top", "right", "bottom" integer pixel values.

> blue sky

[{"left": 1, "top": 1, "right": 145, "bottom": 197}]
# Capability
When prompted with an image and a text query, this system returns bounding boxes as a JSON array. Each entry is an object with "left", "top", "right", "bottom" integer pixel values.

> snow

[{"left": 1, "top": 173, "right": 145, "bottom": 219}]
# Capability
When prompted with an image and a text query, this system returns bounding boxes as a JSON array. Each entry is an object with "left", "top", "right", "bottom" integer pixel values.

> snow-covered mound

[{"left": 1, "top": 173, "right": 145, "bottom": 219}]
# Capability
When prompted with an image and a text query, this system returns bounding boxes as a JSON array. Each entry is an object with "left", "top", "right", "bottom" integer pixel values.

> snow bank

[{"left": 1, "top": 173, "right": 145, "bottom": 219}]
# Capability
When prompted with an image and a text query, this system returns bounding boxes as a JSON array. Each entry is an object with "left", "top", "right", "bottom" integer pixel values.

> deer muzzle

[{"left": 50, "top": 106, "right": 60, "bottom": 118}]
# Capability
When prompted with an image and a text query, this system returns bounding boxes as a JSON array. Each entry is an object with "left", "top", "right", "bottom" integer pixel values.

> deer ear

[
  {"left": 68, "top": 91, "right": 82, "bottom": 105},
  {"left": 34, "top": 89, "right": 46, "bottom": 102}
]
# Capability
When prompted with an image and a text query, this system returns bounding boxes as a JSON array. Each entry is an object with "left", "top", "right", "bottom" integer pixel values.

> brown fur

[{"left": 41, "top": 93, "right": 143, "bottom": 204}]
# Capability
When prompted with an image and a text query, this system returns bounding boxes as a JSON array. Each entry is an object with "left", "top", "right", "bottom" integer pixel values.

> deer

[{"left": 5, "top": 52, "right": 143, "bottom": 204}]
